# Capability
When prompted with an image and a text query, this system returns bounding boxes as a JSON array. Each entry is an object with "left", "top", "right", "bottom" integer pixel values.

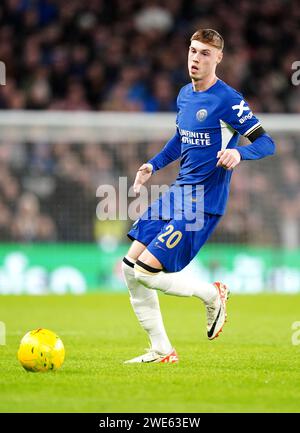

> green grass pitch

[{"left": 0, "top": 293, "right": 300, "bottom": 413}]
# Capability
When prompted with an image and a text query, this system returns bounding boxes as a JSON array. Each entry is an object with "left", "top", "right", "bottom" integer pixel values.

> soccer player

[{"left": 122, "top": 29, "right": 275, "bottom": 363}]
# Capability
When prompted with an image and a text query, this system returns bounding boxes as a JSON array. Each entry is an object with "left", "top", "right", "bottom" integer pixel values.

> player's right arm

[{"left": 133, "top": 129, "right": 182, "bottom": 193}]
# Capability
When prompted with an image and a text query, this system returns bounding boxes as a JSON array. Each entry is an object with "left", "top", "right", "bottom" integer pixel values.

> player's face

[{"left": 188, "top": 40, "right": 223, "bottom": 81}]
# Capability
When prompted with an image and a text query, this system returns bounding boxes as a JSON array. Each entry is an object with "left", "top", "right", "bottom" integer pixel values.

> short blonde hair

[{"left": 191, "top": 29, "right": 224, "bottom": 51}]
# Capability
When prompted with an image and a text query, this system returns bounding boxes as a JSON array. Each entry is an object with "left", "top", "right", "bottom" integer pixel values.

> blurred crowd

[
  {"left": 0, "top": 0, "right": 299, "bottom": 112},
  {"left": 0, "top": 134, "right": 299, "bottom": 248}
]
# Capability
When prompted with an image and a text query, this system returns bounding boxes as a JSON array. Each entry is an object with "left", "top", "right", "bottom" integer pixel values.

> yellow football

[{"left": 17, "top": 328, "right": 65, "bottom": 372}]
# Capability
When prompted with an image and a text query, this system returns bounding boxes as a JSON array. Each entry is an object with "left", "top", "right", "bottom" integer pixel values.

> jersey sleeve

[
  {"left": 221, "top": 91, "right": 262, "bottom": 139},
  {"left": 221, "top": 89, "right": 275, "bottom": 160},
  {"left": 147, "top": 90, "right": 182, "bottom": 172},
  {"left": 147, "top": 129, "right": 181, "bottom": 172}
]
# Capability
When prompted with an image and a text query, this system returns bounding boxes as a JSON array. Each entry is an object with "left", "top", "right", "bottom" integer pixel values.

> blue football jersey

[
  {"left": 149, "top": 79, "right": 262, "bottom": 215},
  {"left": 129, "top": 79, "right": 274, "bottom": 270}
]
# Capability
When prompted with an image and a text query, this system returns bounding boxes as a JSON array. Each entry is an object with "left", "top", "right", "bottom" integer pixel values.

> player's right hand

[{"left": 133, "top": 163, "right": 153, "bottom": 193}]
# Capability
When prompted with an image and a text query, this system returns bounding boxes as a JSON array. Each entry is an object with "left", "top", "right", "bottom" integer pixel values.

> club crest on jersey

[{"left": 196, "top": 109, "right": 208, "bottom": 122}]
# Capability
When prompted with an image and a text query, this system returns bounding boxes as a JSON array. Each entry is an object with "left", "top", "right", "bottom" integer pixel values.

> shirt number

[{"left": 157, "top": 224, "right": 183, "bottom": 249}]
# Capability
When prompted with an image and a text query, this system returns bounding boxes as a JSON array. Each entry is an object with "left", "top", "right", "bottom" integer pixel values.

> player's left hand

[{"left": 216, "top": 149, "right": 241, "bottom": 170}]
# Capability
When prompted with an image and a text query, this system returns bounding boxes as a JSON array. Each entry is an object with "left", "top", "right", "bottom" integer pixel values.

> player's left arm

[{"left": 217, "top": 96, "right": 275, "bottom": 170}]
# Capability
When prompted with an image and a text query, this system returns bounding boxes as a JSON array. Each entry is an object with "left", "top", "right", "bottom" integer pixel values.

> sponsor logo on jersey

[
  {"left": 196, "top": 109, "right": 208, "bottom": 122},
  {"left": 232, "top": 100, "right": 250, "bottom": 117},
  {"left": 179, "top": 128, "right": 211, "bottom": 146},
  {"left": 239, "top": 111, "right": 253, "bottom": 124}
]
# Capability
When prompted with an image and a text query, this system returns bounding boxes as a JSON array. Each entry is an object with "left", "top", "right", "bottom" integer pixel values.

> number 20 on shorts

[{"left": 157, "top": 224, "right": 183, "bottom": 249}]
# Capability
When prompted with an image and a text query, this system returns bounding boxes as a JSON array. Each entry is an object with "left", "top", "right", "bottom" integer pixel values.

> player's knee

[
  {"left": 134, "top": 260, "right": 161, "bottom": 290},
  {"left": 122, "top": 256, "right": 135, "bottom": 274},
  {"left": 134, "top": 268, "right": 156, "bottom": 290}
]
